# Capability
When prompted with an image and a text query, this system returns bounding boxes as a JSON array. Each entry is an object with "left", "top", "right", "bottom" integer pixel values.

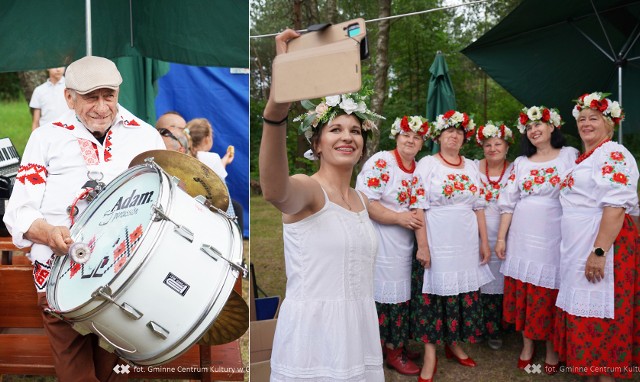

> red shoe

[
  {"left": 517, "top": 350, "right": 536, "bottom": 370},
  {"left": 444, "top": 345, "right": 476, "bottom": 367},
  {"left": 386, "top": 347, "right": 420, "bottom": 375},
  {"left": 544, "top": 362, "right": 559, "bottom": 375},
  {"left": 417, "top": 358, "right": 437, "bottom": 382}
]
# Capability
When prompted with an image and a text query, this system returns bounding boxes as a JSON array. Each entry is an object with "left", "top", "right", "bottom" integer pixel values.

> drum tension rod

[
  {"left": 92, "top": 286, "right": 144, "bottom": 320},
  {"left": 152, "top": 205, "right": 195, "bottom": 243},
  {"left": 200, "top": 244, "right": 248, "bottom": 277},
  {"left": 195, "top": 195, "right": 237, "bottom": 221}
]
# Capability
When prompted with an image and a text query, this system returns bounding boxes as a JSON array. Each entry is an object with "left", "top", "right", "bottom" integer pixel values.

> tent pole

[
  {"left": 618, "top": 65, "right": 623, "bottom": 144},
  {"left": 85, "top": 0, "right": 92, "bottom": 55}
]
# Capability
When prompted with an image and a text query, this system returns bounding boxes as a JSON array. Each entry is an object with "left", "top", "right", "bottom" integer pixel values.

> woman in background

[
  {"left": 474, "top": 122, "right": 514, "bottom": 350},
  {"left": 555, "top": 92, "right": 639, "bottom": 381},
  {"left": 356, "top": 115, "right": 428, "bottom": 376},
  {"left": 495, "top": 106, "right": 578, "bottom": 374}
]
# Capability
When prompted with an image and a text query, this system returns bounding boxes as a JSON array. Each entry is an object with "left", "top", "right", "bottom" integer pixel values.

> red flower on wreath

[
  {"left": 400, "top": 116, "right": 410, "bottom": 132},
  {"left": 519, "top": 112, "right": 528, "bottom": 125},
  {"left": 443, "top": 110, "right": 456, "bottom": 119},
  {"left": 542, "top": 108, "right": 550, "bottom": 122},
  {"left": 613, "top": 172, "right": 629, "bottom": 185}
]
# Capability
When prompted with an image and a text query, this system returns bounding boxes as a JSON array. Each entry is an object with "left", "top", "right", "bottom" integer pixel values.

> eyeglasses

[{"left": 157, "top": 128, "right": 185, "bottom": 150}]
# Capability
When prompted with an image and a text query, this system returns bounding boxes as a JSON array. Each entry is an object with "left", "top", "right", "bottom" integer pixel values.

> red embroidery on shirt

[
  {"left": 16, "top": 163, "right": 48, "bottom": 185},
  {"left": 33, "top": 259, "right": 52, "bottom": 290},
  {"left": 77, "top": 139, "right": 100, "bottom": 165},
  {"left": 103, "top": 130, "right": 113, "bottom": 162},
  {"left": 52, "top": 122, "right": 75, "bottom": 130},
  {"left": 124, "top": 119, "right": 140, "bottom": 126}
]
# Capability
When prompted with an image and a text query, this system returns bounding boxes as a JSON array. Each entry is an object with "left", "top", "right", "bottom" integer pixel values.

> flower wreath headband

[
  {"left": 293, "top": 89, "right": 384, "bottom": 142},
  {"left": 476, "top": 121, "right": 514, "bottom": 146},
  {"left": 516, "top": 105, "right": 563, "bottom": 134},
  {"left": 429, "top": 110, "right": 475, "bottom": 142},
  {"left": 572, "top": 92, "right": 624, "bottom": 127},
  {"left": 389, "top": 115, "right": 429, "bottom": 140}
]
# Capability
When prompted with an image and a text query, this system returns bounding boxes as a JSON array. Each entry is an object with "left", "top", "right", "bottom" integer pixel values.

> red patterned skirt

[
  {"left": 503, "top": 276, "right": 557, "bottom": 341},
  {"left": 554, "top": 215, "right": 640, "bottom": 378}
]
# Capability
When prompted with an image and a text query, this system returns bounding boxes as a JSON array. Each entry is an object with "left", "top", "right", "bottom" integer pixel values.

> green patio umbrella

[
  {"left": 426, "top": 51, "right": 457, "bottom": 153},
  {"left": 462, "top": 0, "right": 640, "bottom": 144}
]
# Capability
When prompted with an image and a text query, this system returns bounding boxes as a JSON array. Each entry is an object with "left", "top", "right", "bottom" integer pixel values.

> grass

[
  {"left": 249, "top": 195, "right": 587, "bottom": 382},
  {"left": 0, "top": 99, "right": 32, "bottom": 156}
]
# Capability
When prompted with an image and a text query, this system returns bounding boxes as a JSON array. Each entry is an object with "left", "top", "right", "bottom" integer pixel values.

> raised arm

[{"left": 259, "top": 29, "right": 322, "bottom": 216}]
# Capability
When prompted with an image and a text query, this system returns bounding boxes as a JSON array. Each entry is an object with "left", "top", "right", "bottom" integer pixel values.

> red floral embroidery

[
  {"left": 103, "top": 130, "right": 113, "bottom": 162},
  {"left": 602, "top": 165, "right": 614, "bottom": 175},
  {"left": 444, "top": 185, "right": 454, "bottom": 196},
  {"left": 367, "top": 177, "right": 380, "bottom": 188},
  {"left": 375, "top": 159, "right": 387, "bottom": 169},
  {"left": 523, "top": 180, "right": 533, "bottom": 191},
  {"left": 601, "top": 150, "right": 631, "bottom": 188},
  {"left": 52, "top": 121, "right": 75, "bottom": 130},
  {"left": 380, "top": 173, "right": 390, "bottom": 182},
  {"left": 560, "top": 173, "right": 575, "bottom": 191},
  {"left": 16, "top": 163, "right": 48, "bottom": 185},
  {"left": 534, "top": 176, "right": 545, "bottom": 184},
  {"left": 509, "top": 173, "right": 516, "bottom": 181},
  {"left": 442, "top": 173, "right": 479, "bottom": 198},
  {"left": 124, "top": 119, "right": 140, "bottom": 126},
  {"left": 530, "top": 169, "right": 539, "bottom": 176},
  {"left": 610, "top": 151, "right": 624, "bottom": 161},
  {"left": 612, "top": 172, "right": 628, "bottom": 185},
  {"left": 521, "top": 166, "right": 559, "bottom": 194},
  {"left": 549, "top": 175, "right": 561, "bottom": 186},
  {"left": 447, "top": 174, "right": 456, "bottom": 180}
]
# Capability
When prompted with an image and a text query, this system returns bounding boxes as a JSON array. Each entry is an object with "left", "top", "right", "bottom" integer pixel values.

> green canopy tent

[
  {"left": 462, "top": 0, "right": 640, "bottom": 144},
  {"left": 0, "top": 0, "right": 249, "bottom": 121},
  {"left": 426, "top": 52, "right": 457, "bottom": 153}
]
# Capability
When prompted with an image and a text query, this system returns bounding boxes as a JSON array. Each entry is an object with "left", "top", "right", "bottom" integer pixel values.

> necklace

[
  {"left": 485, "top": 159, "right": 508, "bottom": 187},
  {"left": 333, "top": 187, "right": 352, "bottom": 210},
  {"left": 393, "top": 148, "right": 416, "bottom": 173},
  {"left": 438, "top": 151, "right": 463, "bottom": 167},
  {"left": 576, "top": 138, "right": 610, "bottom": 164}
]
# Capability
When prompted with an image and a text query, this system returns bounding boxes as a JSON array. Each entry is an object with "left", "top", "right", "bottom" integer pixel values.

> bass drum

[{"left": 47, "top": 163, "right": 244, "bottom": 365}]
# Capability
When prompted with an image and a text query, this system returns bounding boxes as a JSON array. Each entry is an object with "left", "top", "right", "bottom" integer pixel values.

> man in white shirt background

[{"left": 29, "top": 66, "right": 69, "bottom": 130}]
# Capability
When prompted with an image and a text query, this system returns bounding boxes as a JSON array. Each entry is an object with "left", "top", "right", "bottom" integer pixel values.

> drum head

[{"left": 50, "top": 166, "right": 162, "bottom": 311}]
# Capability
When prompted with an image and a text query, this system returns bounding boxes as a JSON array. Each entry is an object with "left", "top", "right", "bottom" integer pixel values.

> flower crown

[
  {"left": 516, "top": 106, "right": 562, "bottom": 134},
  {"left": 293, "top": 90, "right": 384, "bottom": 140},
  {"left": 389, "top": 115, "right": 429, "bottom": 139},
  {"left": 572, "top": 92, "right": 624, "bottom": 127},
  {"left": 476, "top": 121, "right": 514, "bottom": 146},
  {"left": 429, "top": 110, "right": 475, "bottom": 142}
]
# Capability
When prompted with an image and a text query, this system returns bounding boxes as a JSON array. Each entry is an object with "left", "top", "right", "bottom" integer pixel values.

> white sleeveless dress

[{"left": 270, "top": 189, "right": 384, "bottom": 382}]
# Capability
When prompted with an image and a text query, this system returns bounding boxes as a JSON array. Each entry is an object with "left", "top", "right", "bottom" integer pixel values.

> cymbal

[
  {"left": 197, "top": 290, "right": 249, "bottom": 345},
  {"left": 129, "top": 150, "right": 229, "bottom": 210}
]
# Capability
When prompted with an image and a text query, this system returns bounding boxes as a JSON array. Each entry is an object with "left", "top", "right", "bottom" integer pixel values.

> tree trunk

[
  {"left": 326, "top": 0, "right": 337, "bottom": 24},
  {"left": 367, "top": 0, "right": 391, "bottom": 161},
  {"left": 17, "top": 70, "right": 47, "bottom": 113}
]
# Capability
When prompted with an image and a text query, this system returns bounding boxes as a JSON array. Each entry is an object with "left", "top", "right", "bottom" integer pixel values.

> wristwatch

[{"left": 592, "top": 247, "right": 606, "bottom": 257}]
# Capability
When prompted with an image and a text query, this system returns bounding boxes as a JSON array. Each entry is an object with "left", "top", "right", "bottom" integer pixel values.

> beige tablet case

[{"left": 272, "top": 18, "right": 366, "bottom": 103}]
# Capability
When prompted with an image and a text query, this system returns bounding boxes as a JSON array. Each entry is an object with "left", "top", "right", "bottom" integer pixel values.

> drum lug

[
  {"left": 44, "top": 308, "right": 65, "bottom": 321},
  {"left": 72, "top": 323, "right": 91, "bottom": 336},
  {"left": 152, "top": 205, "right": 194, "bottom": 242},
  {"left": 92, "top": 286, "right": 144, "bottom": 320},
  {"left": 147, "top": 321, "right": 170, "bottom": 339},
  {"left": 200, "top": 244, "right": 248, "bottom": 277}
]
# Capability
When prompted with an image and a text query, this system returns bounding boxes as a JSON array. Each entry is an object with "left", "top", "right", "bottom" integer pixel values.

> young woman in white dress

[
  {"left": 495, "top": 106, "right": 578, "bottom": 374},
  {"left": 259, "top": 29, "right": 385, "bottom": 382}
]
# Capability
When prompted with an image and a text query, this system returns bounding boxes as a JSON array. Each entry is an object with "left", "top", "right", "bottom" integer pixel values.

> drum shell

[{"left": 47, "top": 165, "right": 243, "bottom": 365}]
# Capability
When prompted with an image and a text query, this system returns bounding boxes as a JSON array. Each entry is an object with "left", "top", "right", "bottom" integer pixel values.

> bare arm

[
  {"left": 367, "top": 201, "right": 423, "bottom": 230},
  {"left": 494, "top": 213, "right": 513, "bottom": 259},
  {"left": 415, "top": 209, "right": 431, "bottom": 268},
  {"left": 475, "top": 209, "right": 491, "bottom": 264},
  {"left": 258, "top": 29, "right": 323, "bottom": 216},
  {"left": 585, "top": 207, "right": 625, "bottom": 283},
  {"left": 31, "top": 108, "right": 41, "bottom": 130},
  {"left": 24, "top": 218, "right": 73, "bottom": 256}
]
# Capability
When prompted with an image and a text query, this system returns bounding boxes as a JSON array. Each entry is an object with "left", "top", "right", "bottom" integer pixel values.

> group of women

[{"left": 259, "top": 29, "right": 639, "bottom": 382}]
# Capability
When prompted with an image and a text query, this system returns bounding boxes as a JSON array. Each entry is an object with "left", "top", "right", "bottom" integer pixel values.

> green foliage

[
  {"left": 0, "top": 73, "right": 23, "bottom": 101},
  {"left": 0, "top": 99, "right": 31, "bottom": 156}
]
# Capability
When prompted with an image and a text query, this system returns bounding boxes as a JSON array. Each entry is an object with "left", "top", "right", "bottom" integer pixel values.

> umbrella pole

[
  {"left": 85, "top": 0, "right": 92, "bottom": 55},
  {"left": 618, "top": 65, "right": 623, "bottom": 145}
]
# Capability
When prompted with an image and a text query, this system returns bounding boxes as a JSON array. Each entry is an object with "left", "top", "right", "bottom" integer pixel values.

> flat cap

[{"left": 65, "top": 56, "right": 122, "bottom": 94}]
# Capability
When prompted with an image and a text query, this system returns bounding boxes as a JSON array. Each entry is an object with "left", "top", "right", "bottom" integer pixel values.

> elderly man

[
  {"left": 3, "top": 56, "right": 165, "bottom": 381},
  {"left": 156, "top": 111, "right": 189, "bottom": 153}
]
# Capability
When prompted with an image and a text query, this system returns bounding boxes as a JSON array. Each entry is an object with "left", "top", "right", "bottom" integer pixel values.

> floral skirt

[
  {"left": 554, "top": 215, "right": 640, "bottom": 378},
  {"left": 410, "top": 260, "right": 483, "bottom": 345},
  {"left": 480, "top": 293, "right": 503, "bottom": 339},
  {"left": 376, "top": 301, "right": 411, "bottom": 348},
  {"left": 503, "top": 276, "right": 557, "bottom": 341}
]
